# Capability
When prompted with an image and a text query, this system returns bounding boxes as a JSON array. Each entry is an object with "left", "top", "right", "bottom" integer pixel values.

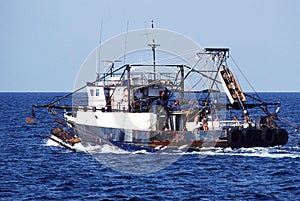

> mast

[
  {"left": 148, "top": 20, "right": 160, "bottom": 80},
  {"left": 126, "top": 64, "right": 131, "bottom": 112},
  {"left": 96, "top": 20, "right": 103, "bottom": 81},
  {"left": 179, "top": 65, "right": 185, "bottom": 101}
]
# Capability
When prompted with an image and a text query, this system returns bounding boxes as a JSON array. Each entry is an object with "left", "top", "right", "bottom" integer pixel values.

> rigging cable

[
  {"left": 228, "top": 53, "right": 277, "bottom": 117},
  {"left": 229, "top": 53, "right": 262, "bottom": 101}
]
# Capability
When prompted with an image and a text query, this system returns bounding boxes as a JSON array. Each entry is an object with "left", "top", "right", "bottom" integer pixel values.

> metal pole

[{"left": 127, "top": 65, "right": 131, "bottom": 112}]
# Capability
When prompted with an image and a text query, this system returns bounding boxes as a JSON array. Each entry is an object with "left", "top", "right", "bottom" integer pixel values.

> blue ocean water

[{"left": 0, "top": 92, "right": 299, "bottom": 201}]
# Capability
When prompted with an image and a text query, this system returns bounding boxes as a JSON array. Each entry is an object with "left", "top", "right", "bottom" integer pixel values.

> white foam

[
  {"left": 45, "top": 136, "right": 86, "bottom": 152},
  {"left": 84, "top": 143, "right": 129, "bottom": 154},
  {"left": 73, "top": 143, "right": 86, "bottom": 152},
  {"left": 133, "top": 149, "right": 147, "bottom": 154},
  {"left": 195, "top": 147, "right": 300, "bottom": 159},
  {"left": 178, "top": 144, "right": 189, "bottom": 150},
  {"left": 45, "top": 136, "right": 300, "bottom": 159},
  {"left": 45, "top": 138, "right": 60, "bottom": 147}
]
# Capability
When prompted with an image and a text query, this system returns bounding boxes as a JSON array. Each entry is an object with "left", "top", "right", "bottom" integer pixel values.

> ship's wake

[
  {"left": 45, "top": 137, "right": 300, "bottom": 159},
  {"left": 45, "top": 137, "right": 300, "bottom": 174},
  {"left": 192, "top": 146, "right": 300, "bottom": 159}
]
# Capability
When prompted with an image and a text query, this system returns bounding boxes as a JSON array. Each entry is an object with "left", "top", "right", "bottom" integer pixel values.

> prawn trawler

[{"left": 27, "top": 28, "right": 288, "bottom": 152}]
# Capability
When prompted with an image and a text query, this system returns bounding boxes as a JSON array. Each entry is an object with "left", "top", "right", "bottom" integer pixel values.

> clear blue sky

[{"left": 1, "top": 0, "right": 299, "bottom": 92}]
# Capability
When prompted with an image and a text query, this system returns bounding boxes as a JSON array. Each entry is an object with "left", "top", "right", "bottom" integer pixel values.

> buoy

[
  {"left": 68, "top": 137, "right": 81, "bottom": 145},
  {"left": 25, "top": 117, "right": 35, "bottom": 124}
]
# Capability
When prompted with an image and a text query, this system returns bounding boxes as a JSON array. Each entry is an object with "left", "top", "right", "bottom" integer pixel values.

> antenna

[
  {"left": 102, "top": 60, "right": 121, "bottom": 77},
  {"left": 148, "top": 20, "right": 160, "bottom": 80},
  {"left": 123, "top": 20, "right": 129, "bottom": 65},
  {"left": 96, "top": 20, "right": 103, "bottom": 81}
]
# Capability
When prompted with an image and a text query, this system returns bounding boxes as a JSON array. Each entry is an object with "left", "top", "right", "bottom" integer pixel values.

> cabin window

[
  {"left": 96, "top": 89, "right": 99, "bottom": 96},
  {"left": 90, "top": 89, "right": 94, "bottom": 96}
]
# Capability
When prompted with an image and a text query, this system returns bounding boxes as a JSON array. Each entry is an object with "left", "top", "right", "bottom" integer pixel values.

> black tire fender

[
  {"left": 275, "top": 129, "right": 288, "bottom": 145},
  {"left": 261, "top": 128, "right": 276, "bottom": 146},
  {"left": 242, "top": 129, "right": 255, "bottom": 147},
  {"left": 227, "top": 129, "right": 243, "bottom": 148}
]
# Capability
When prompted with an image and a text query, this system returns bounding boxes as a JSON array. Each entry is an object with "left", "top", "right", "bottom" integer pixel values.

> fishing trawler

[{"left": 27, "top": 27, "right": 288, "bottom": 152}]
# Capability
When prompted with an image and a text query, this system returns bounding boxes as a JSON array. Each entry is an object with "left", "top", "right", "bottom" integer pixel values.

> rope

[
  {"left": 229, "top": 53, "right": 262, "bottom": 101},
  {"left": 49, "top": 84, "right": 87, "bottom": 106}
]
